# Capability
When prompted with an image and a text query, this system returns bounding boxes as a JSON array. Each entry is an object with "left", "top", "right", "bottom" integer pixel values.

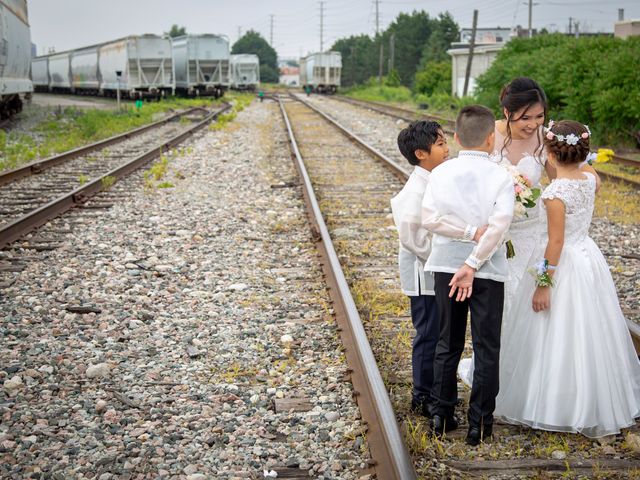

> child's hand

[
  {"left": 473, "top": 225, "right": 489, "bottom": 242},
  {"left": 532, "top": 286, "right": 551, "bottom": 312},
  {"left": 449, "top": 264, "right": 476, "bottom": 301}
]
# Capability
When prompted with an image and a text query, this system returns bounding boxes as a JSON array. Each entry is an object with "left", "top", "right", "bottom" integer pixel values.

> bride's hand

[{"left": 532, "top": 287, "right": 551, "bottom": 312}]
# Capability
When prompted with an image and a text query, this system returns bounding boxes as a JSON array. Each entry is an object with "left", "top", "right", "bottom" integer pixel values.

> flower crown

[{"left": 544, "top": 120, "right": 591, "bottom": 146}]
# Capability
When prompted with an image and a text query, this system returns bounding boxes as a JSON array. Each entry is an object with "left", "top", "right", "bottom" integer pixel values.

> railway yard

[{"left": 1, "top": 93, "right": 639, "bottom": 479}]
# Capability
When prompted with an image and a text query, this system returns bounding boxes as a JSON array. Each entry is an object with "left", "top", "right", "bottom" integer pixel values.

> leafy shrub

[
  {"left": 415, "top": 60, "right": 451, "bottom": 96},
  {"left": 474, "top": 34, "right": 640, "bottom": 146}
]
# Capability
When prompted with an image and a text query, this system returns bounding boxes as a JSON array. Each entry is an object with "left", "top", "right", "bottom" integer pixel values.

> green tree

[
  {"left": 232, "top": 30, "right": 279, "bottom": 83},
  {"left": 165, "top": 25, "right": 186, "bottom": 38},
  {"left": 415, "top": 60, "right": 451, "bottom": 95},
  {"left": 419, "top": 12, "right": 459, "bottom": 65},
  {"left": 331, "top": 35, "right": 377, "bottom": 86}
]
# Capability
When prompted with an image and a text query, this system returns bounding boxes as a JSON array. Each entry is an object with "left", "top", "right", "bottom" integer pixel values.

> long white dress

[
  {"left": 458, "top": 148, "right": 547, "bottom": 385},
  {"left": 496, "top": 173, "right": 640, "bottom": 437}
]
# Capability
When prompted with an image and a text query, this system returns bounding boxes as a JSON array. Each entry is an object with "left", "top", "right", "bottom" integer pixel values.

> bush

[
  {"left": 474, "top": 34, "right": 640, "bottom": 146},
  {"left": 344, "top": 79, "right": 413, "bottom": 103},
  {"left": 415, "top": 60, "right": 451, "bottom": 96}
]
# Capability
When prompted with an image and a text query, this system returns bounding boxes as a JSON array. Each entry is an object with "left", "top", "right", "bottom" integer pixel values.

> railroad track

[
  {"left": 0, "top": 103, "right": 231, "bottom": 250},
  {"left": 280, "top": 93, "right": 640, "bottom": 478},
  {"left": 333, "top": 95, "right": 640, "bottom": 188}
]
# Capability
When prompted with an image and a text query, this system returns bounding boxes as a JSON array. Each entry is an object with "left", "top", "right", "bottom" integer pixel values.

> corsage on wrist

[{"left": 530, "top": 259, "right": 555, "bottom": 287}]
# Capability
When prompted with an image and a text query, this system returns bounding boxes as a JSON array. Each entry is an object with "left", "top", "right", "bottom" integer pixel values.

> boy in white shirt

[
  {"left": 390, "top": 121, "right": 453, "bottom": 417},
  {"left": 421, "top": 105, "right": 514, "bottom": 446}
]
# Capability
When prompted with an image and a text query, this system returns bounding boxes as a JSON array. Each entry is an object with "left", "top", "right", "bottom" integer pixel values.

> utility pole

[
  {"left": 375, "top": 0, "right": 382, "bottom": 84},
  {"left": 463, "top": 9, "right": 478, "bottom": 97},
  {"left": 568, "top": 17, "right": 572, "bottom": 34},
  {"left": 320, "top": 1, "right": 325, "bottom": 52},
  {"left": 528, "top": 0, "right": 533, "bottom": 38},
  {"left": 270, "top": 14, "right": 274, "bottom": 46},
  {"left": 237, "top": 26, "right": 242, "bottom": 42},
  {"left": 388, "top": 33, "right": 395, "bottom": 73}
]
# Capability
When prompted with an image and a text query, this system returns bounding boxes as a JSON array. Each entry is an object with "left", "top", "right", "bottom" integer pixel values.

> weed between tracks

[{"left": 0, "top": 97, "right": 225, "bottom": 173}]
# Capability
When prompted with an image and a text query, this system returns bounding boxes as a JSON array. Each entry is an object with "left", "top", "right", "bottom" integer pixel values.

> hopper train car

[
  {"left": 299, "top": 51, "right": 341, "bottom": 94},
  {"left": 229, "top": 54, "right": 260, "bottom": 91},
  {"left": 172, "top": 34, "right": 229, "bottom": 98},
  {"left": 0, "top": 0, "right": 33, "bottom": 118},
  {"left": 32, "top": 35, "right": 175, "bottom": 99}
]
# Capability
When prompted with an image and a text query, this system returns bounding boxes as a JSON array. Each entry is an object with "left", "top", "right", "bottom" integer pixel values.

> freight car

[
  {"left": 31, "top": 35, "right": 175, "bottom": 99},
  {"left": 229, "top": 54, "right": 260, "bottom": 91},
  {"left": 172, "top": 34, "right": 229, "bottom": 98},
  {"left": 299, "top": 51, "right": 341, "bottom": 94},
  {"left": 0, "top": 0, "right": 33, "bottom": 117}
]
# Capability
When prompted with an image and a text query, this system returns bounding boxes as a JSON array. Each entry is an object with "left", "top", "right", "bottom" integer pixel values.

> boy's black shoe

[
  {"left": 411, "top": 398, "right": 432, "bottom": 418},
  {"left": 429, "top": 414, "right": 459, "bottom": 437},
  {"left": 465, "top": 424, "right": 493, "bottom": 446}
]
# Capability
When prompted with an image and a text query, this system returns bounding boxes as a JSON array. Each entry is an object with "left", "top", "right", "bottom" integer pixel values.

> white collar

[
  {"left": 458, "top": 150, "right": 496, "bottom": 162},
  {"left": 413, "top": 165, "right": 431, "bottom": 179}
]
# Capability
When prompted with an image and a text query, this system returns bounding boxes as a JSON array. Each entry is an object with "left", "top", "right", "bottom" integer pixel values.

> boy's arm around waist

[
  {"left": 465, "top": 174, "right": 515, "bottom": 270},
  {"left": 421, "top": 183, "right": 479, "bottom": 242}
]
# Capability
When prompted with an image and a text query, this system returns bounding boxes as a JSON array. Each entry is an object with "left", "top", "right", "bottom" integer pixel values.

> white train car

[
  {"left": 299, "top": 51, "right": 341, "bottom": 94},
  {"left": 0, "top": 0, "right": 33, "bottom": 117},
  {"left": 71, "top": 46, "right": 100, "bottom": 94},
  {"left": 31, "top": 56, "right": 49, "bottom": 92},
  {"left": 229, "top": 54, "right": 259, "bottom": 91},
  {"left": 172, "top": 34, "right": 229, "bottom": 98},
  {"left": 98, "top": 35, "right": 174, "bottom": 98},
  {"left": 48, "top": 52, "right": 72, "bottom": 91}
]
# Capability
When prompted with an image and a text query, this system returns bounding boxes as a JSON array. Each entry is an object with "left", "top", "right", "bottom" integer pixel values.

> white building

[{"left": 447, "top": 43, "right": 504, "bottom": 97}]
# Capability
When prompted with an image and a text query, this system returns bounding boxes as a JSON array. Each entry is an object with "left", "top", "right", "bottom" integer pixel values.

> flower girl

[{"left": 495, "top": 120, "right": 640, "bottom": 438}]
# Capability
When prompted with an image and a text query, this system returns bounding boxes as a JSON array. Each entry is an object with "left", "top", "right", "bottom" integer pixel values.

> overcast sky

[{"left": 29, "top": 0, "right": 640, "bottom": 58}]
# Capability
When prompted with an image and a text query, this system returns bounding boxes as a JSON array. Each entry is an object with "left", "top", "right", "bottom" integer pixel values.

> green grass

[{"left": 0, "top": 96, "right": 224, "bottom": 173}]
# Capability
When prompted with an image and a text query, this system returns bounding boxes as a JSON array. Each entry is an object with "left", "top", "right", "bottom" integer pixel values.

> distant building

[
  {"left": 457, "top": 27, "right": 512, "bottom": 45},
  {"left": 279, "top": 66, "right": 299, "bottom": 86},
  {"left": 448, "top": 44, "right": 503, "bottom": 97},
  {"left": 615, "top": 20, "right": 640, "bottom": 38}
]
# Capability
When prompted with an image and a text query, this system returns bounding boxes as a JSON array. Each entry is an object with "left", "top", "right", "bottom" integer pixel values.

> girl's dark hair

[
  {"left": 397, "top": 120, "right": 443, "bottom": 165},
  {"left": 543, "top": 120, "right": 590, "bottom": 165},
  {"left": 499, "top": 77, "right": 548, "bottom": 159}
]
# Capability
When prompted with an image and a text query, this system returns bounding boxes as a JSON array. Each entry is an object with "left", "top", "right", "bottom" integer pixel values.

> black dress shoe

[
  {"left": 411, "top": 399, "right": 432, "bottom": 418},
  {"left": 430, "top": 414, "right": 459, "bottom": 437},
  {"left": 465, "top": 424, "right": 493, "bottom": 446}
]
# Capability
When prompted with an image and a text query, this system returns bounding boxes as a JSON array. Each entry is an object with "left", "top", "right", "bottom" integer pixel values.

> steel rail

[
  {"left": 0, "top": 103, "right": 231, "bottom": 249},
  {"left": 0, "top": 107, "right": 207, "bottom": 187},
  {"left": 290, "top": 93, "right": 640, "bottom": 362},
  {"left": 300, "top": 93, "right": 640, "bottom": 355},
  {"left": 278, "top": 96, "right": 418, "bottom": 480},
  {"left": 334, "top": 96, "right": 640, "bottom": 174},
  {"left": 333, "top": 95, "right": 455, "bottom": 133}
]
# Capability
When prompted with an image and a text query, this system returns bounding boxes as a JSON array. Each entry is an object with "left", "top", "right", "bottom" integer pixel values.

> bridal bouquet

[{"left": 503, "top": 164, "right": 541, "bottom": 219}]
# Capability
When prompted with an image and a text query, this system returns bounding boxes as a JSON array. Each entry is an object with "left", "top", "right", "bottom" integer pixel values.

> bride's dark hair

[{"left": 499, "top": 77, "right": 548, "bottom": 160}]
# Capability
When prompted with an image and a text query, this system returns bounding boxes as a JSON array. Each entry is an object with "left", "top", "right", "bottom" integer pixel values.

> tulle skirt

[{"left": 495, "top": 237, "right": 640, "bottom": 437}]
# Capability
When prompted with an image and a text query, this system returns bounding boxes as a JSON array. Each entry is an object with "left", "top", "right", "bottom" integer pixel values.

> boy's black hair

[
  {"left": 455, "top": 105, "right": 495, "bottom": 148},
  {"left": 397, "top": 120, "right": 443, "bottom": 165}
]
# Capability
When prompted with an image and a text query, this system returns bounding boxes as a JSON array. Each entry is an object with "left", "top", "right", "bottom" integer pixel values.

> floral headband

[{"left": 544, "top": 120, "right": 591, "bottom": 146}]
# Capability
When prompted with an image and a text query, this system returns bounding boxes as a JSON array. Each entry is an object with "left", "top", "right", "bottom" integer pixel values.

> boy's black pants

[
  {"left": 430, "top": 272, "right": 504, "bottom": 427},
  {"left": 409, "top": 293, "right": 439, "bottom": 405}
]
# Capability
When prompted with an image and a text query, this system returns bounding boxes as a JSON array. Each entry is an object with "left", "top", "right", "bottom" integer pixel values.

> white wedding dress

[
  {"left": 496, "top": 173, "right": 640, "bottom": 437},
  {"left": 458, "top": 153, "right": 546, "bottom": 385}
]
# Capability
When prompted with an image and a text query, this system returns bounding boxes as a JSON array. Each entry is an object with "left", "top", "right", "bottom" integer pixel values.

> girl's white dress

[{"left": 495, "top": 173, "right": 640, "bottom": 437}]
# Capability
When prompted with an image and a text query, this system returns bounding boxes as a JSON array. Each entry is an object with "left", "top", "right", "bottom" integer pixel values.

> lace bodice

[{"left": 541, "top": 173, "right": 596, "bottom": 245}]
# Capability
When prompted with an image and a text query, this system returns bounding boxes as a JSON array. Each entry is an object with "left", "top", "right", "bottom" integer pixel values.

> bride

[{"left": 458, "top": 77, "right": 599, "bottom": 385}]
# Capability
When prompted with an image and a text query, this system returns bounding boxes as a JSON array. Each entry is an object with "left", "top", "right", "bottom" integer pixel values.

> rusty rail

[
  {"left": 0, "top": 107, "right": 206, "bottom": 187},
  {"left": 296, "top": 93, "right": 640, "bottom": 356},
  {"left": 0, "top": 104, "right": 231, "bottom": 249},
  {"left": 278, "top": 96, "right": 417, "bottom": 479}
]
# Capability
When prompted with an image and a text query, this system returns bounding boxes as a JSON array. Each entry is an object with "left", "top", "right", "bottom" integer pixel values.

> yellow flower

[{"left": 595, "top": 148, "right": 614, "bottom": 163}]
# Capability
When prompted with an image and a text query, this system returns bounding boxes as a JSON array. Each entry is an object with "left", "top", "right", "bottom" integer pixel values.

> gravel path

[{"left": 0, "top": 101, "right": 370, "bottom": 479}]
